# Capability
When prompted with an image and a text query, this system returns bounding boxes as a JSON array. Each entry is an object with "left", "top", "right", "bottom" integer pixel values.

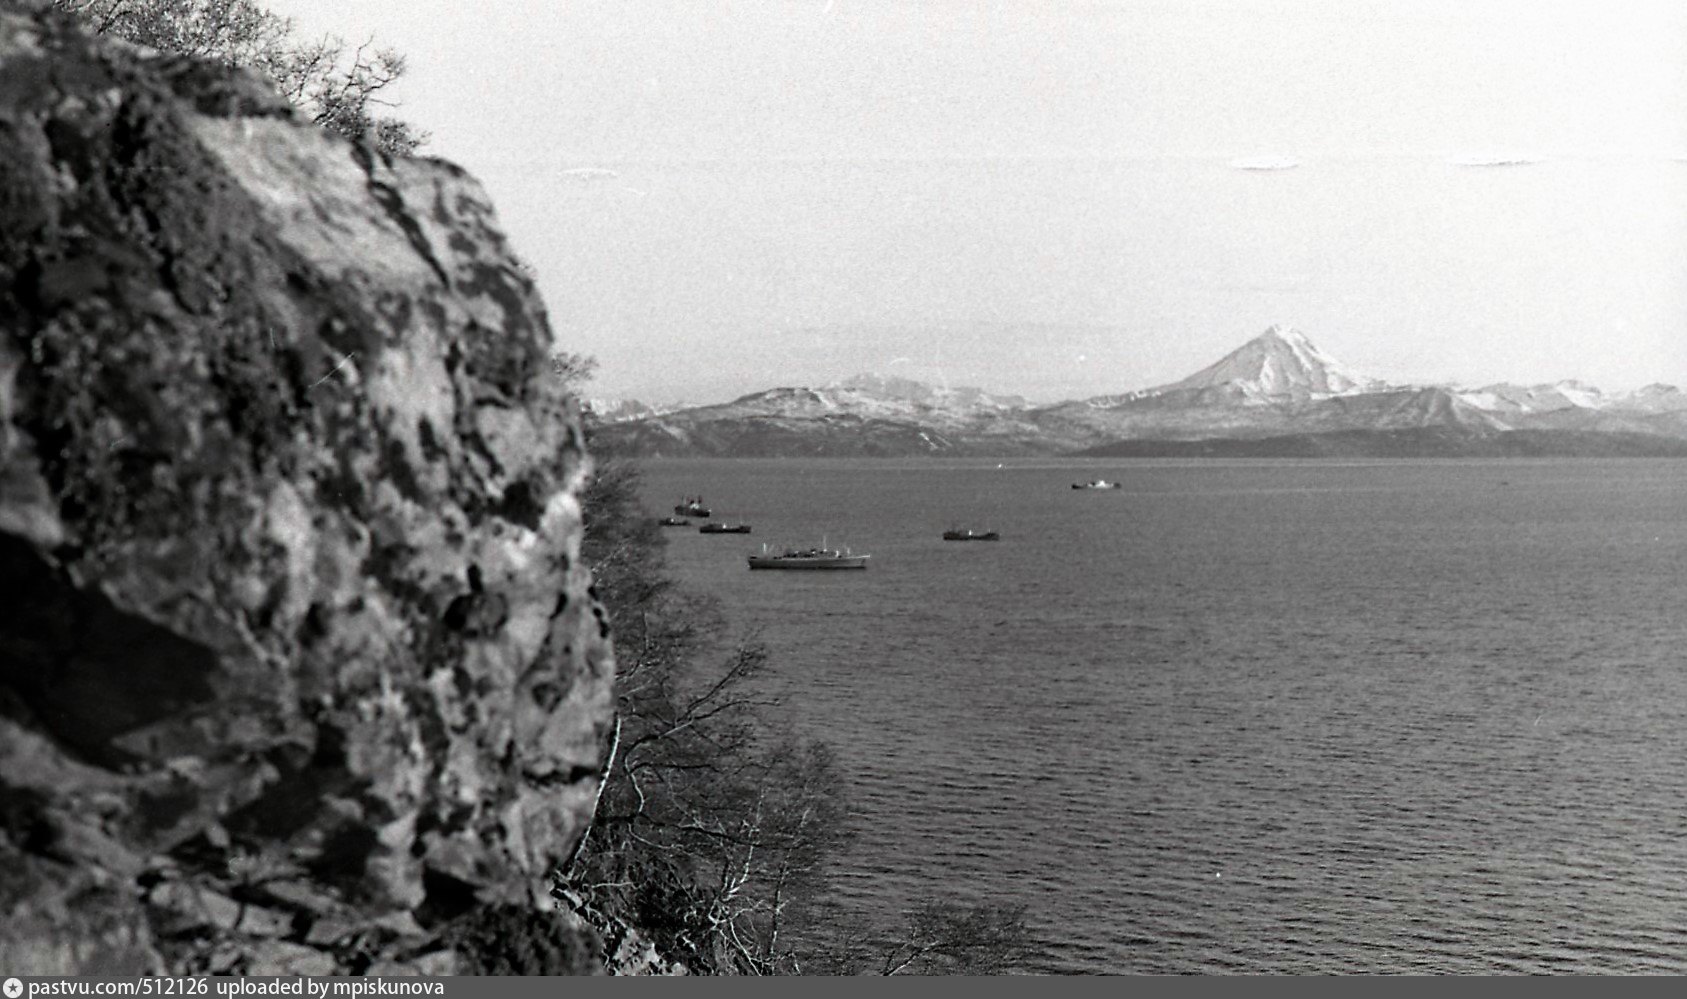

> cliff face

[{"left": 0, "top": 3, "right": 615, "bottom": 975}]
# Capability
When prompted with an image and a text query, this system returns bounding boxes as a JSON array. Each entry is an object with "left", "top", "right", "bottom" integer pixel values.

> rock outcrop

[{"left": 0, "top": 3, "right": 615, "bottom": 975}]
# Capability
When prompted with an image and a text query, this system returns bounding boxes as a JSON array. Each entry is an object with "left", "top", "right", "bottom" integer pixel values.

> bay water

[{"left": 635, "top": 458, "right": 1687, "bottom": 973}]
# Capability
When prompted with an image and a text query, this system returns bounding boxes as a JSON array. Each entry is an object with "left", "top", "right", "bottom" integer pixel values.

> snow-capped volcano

[{"left": 1159, "top": 325, "right": 1384, "bottom": 401}]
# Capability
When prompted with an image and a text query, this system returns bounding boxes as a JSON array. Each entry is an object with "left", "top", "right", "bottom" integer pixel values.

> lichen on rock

[{"left": 0, "top": 1, "right": 615, "bottom": 975}]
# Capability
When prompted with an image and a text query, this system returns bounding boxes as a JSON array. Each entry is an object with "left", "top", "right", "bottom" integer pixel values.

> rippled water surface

[{"left": 636, "top": 458, "right": 1687, "bottom": 973}]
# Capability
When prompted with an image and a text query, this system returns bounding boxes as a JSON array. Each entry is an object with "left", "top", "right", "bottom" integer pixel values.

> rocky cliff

[{"left": 0, "top": 3, "right": 615, "bottom": 975}]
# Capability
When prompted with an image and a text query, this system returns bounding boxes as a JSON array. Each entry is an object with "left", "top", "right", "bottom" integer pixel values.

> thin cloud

[
  {"left": 559, "top": 167, "right": 621, "bottom": 181},
  {"left": 1447, "top": 154, "right": 1545, "bottom": 168},
  {"left": 1229, "top": 156, "right": 1300, "bottom": 171}
]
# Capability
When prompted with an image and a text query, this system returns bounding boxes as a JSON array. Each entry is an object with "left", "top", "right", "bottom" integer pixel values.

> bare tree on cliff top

[
  {"left": 563, "top": 435, "right": 852, "bottom": 973},
  {"left": 53, "top": 0, "right": 427, "bottom": 157},
  {"left": 563, "top": 415, "right": 1036, "bottom": 974}
]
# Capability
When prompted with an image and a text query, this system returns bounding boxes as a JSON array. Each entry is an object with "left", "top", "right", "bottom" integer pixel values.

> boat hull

[{"left": 747, "top": 556, "right": 868, "bottom": 570}]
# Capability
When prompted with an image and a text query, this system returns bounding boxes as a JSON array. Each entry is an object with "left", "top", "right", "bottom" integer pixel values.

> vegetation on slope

[
  {"left": 53, "top": 0, "right": 426, "bottom": 156},
  {"left": 559, "top": 356, "right": 1034, "bottom": 973}
]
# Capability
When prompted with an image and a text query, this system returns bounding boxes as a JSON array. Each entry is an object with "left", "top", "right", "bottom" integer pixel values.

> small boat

[
  {"left": 942, "top": 529, "right": 999, "bottom": 541},
  {"left": 1072, "top": 479, "right": 1123, "bottom": 490},
  {"left": 700, "top": 522, "right": 752, "bottom": 534},
  {"left": 674, "top": 495, "right": 712, "bottom": 517},
  {"left": 747, "top": 545, "right": 869, "bottom": 570},
  {"left": 656, "top": 516, "right": 690, "bottom": 527}
]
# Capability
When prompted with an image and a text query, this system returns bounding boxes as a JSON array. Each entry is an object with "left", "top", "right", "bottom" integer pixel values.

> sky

[{"left": 266, "top": 0, "right": 1687, "bottom": 404}]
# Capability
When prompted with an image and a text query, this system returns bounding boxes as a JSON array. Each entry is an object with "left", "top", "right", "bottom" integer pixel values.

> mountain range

[{"left": 591, "top": 326, "right": 1687, "bottom": 458}]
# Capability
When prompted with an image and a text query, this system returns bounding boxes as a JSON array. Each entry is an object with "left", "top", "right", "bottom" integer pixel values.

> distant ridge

[
  {"left": 1081, "top": 428, "right": 1687, "bottom": 459},
  {"left": 584, "top": 397, "right": 669, "bottom": 423},
  {"left": 592, "top": 326, "right": 1687, "bottom": 458},
  {"left": 824, "top": 372, "right": 1028, "bottom": 411}
]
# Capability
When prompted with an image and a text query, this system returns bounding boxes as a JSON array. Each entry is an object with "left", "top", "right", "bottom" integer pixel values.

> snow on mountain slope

[
  {"left": 1456, "top": 381, "right": 1606, "bottom": 415},
  {"left": 583, "top": 397, "right": 673, "bottom": 423},
  {"left": 1455, "top": 380, "right": 1687, "bottom": 418},
  {"left": 1311, "top": 386, "right": 1507, "bottom": 432},
  {"left": 826, "top": 373, "right": 1028, "bottom": 412},
  {"left": 1609, "top": 383, "right": 1687, "bottom": 413},
  {"left": 594, "top": 376, "right": 1051, "bottom": 457},
  {"left": 1157, "top": 325, "right": 1384, "bottom": 402},
  {"left": 586, "top": 373, "right": 1017, "bottom": 431},
  {"left": 681, "top": 375, "right": 1026, "bottom": 425}
]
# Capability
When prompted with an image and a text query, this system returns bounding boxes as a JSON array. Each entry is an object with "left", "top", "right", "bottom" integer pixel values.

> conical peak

[
  {"left": 1163, "top": 326, "right": 1382, "bottom": 399},
  {"left": 1248, "top": 324, "right": 1322, "bottom": 354},
  {"left": 1224, "top": 326, "right": 1331, "bottom": 371},
  {"left": 1254, "top": 325, "right": 1311, "bottom": 347}
]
